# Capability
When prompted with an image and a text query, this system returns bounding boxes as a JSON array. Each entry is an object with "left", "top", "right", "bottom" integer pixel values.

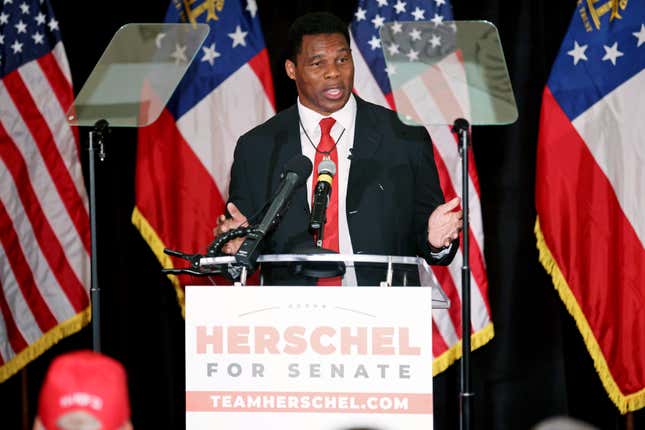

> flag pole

[
  {"left": 453, "top": 118, "right": 473, "bottom": 430},
  {"left": 88, "top": 119, "right": 109, "bottom": 353}
]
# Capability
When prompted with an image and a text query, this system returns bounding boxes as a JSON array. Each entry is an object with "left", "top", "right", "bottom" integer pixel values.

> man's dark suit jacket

[{"left": 228, "top": 96, "right": 457, "bottom": 285}]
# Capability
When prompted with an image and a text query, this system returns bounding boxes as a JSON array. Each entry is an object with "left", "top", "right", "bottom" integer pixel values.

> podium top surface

[
  {"left": 198, "top": 254, "right": 450, "bottom": 309},
  {"left": 200, "top": 253, "right": 425, "bottom": 266}
]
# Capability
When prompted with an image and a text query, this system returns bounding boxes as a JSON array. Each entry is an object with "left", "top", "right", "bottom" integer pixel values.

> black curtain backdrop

[{"left": 1, "top": 1, "right": 642, "bottom": 429}]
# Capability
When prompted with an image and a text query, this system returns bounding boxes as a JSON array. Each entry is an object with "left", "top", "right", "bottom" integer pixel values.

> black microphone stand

[
  {"left": 87, "top": 119, "right": 109, "bottom": 352},
  {"left": 453, "top": 118, "right": 473, "bottom": 430}
]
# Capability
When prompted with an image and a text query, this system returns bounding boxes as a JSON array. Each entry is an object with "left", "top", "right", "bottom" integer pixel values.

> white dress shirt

[{"left": 297, "top": 94, "right": 357, "bottom": 286}]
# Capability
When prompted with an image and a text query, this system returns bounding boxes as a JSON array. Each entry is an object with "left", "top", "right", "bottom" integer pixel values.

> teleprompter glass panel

[
  {"left": 380, "top": 21, "right": 517, "bottom": 126},
  {"left": 67, "top": 23, "right": 209, "bottom": 127}
]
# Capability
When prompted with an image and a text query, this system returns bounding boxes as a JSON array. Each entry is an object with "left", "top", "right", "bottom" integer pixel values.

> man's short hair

[{"left": 287, "top": 12, "right": 350, "bottom": 62}]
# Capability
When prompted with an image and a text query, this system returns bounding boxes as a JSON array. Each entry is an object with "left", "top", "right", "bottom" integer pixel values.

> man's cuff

[{"left": 428, "top": 242, "right": 453, "bottom": 258}]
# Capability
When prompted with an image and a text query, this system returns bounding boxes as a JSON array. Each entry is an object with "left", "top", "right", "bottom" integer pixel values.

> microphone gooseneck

[{"left": 235, "top": 155, "right": 312, "bottom": 269}]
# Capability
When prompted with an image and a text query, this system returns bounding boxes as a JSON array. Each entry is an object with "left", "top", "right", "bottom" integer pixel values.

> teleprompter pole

[
  {"left": 453, "top": 118, "right": 473, "bottom": 430},
  {"left": 88, "top": 119, "right": 109, "bottom": 352}
]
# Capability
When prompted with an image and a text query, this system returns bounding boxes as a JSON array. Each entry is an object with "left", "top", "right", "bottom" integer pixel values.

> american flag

[
  {"left": 350, "top": 0, "right": 494, "bottom": 374},
  {"left": 133, "top": 0, "right": 274, "bottom": 307},
  {"left": 536, "top": 1, "right": 645, "bottom": 413},
  {"left": 0, "top": 0, "right": 90, "bottom": 381}
]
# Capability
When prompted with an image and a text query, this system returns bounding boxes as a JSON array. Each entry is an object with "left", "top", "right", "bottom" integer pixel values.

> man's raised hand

[
  {"left": 213, "top": 202, "right": 248, "bottom": 254},
  {"left": 427, "top": 197, "right": 463, "bottom": 249}
]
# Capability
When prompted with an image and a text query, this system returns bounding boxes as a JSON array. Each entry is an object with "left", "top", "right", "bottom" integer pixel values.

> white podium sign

[{"left": 185, "top": 286, "right": 434, "bottom": 430}]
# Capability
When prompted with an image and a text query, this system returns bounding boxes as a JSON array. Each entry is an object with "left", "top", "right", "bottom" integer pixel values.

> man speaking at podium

[{"left": 215, "top": 12, "right": 462, "bottom": 284}]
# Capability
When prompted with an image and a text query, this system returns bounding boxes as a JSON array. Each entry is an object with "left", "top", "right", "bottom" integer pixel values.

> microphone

[
  {"left": 309, "top": 159, "right": 336, "bottom": 231},
  {"left": 235, "top": 155, "right": 312, "bottom": 270}
]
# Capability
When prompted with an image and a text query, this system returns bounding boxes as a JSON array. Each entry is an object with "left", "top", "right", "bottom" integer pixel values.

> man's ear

[{"left": 285, "top": 59, "right": 296, "bottom": 81}]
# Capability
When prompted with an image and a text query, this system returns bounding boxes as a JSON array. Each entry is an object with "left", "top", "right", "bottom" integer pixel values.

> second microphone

[{"left": 309, "top": 159, "right": 337, "bottom": 231}]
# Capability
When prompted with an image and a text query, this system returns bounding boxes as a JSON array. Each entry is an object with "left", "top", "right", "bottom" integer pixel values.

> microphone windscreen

[
  {"left": 317, "top": 159, "right": 336, "bottom": 176},
  {"left": 284, "top": 155, "right": 313, "bottom": 187}
]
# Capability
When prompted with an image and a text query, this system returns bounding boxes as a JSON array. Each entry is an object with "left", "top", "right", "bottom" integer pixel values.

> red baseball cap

[{"left": 38, "top": 350, "right": 130, "bottom": 430}]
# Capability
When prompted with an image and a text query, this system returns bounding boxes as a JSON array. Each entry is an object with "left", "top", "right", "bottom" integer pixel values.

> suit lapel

[
  {"left": 347, "top": 97, "right": 383, "bottom": 212},
  {"left": 269, "top": 105, "right": 309, "bottom": 220}
]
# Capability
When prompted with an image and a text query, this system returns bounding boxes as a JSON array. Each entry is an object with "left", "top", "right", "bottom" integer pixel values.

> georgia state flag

[
  {"left": 133, "top": 0, "right": 275, "bottom": 303},
  {"left": 536, "top": 1, "right": 645, "bottom": 413}
]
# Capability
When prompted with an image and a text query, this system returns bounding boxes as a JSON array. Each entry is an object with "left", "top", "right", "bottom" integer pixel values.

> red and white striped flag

[
  {"left": 0, "top": 0, "right": 91, "bottom": 381},
  {"left": 350, "top": 0, "right": 493, "bottom": 374}
]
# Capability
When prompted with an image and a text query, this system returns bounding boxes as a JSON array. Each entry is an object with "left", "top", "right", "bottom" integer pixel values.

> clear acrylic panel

[
  {"left": 198, "top": 254, "right": 450, "bottom": 309},
  {"left": 67, "top": 23, "right": 209, "bottom": 127},
  {"left": 379, "top": 20, "right": 517, "bottom": 126}
]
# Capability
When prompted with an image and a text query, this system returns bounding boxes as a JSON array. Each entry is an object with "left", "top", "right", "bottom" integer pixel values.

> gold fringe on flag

[
  {"left": 432, "top": 322, "right": 494, "bottom": 376},
  {"left": 0, "top": 307, "right": 91, "bottom": 383},
  {"left": 132, "top": 206, "right": 185, "bottom": 316},
  {"left": 535, "top": 217, "right": 645, "bottom": 413}
]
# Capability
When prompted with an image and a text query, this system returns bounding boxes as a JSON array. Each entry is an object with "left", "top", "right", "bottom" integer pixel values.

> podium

[{"left": 185, "top": 253, "right": 448, "bottom": 430}]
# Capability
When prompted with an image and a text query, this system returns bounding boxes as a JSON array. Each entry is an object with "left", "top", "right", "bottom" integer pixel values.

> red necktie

[{"left": 313, "top": 117, "right": 341, "bottom": 286}]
